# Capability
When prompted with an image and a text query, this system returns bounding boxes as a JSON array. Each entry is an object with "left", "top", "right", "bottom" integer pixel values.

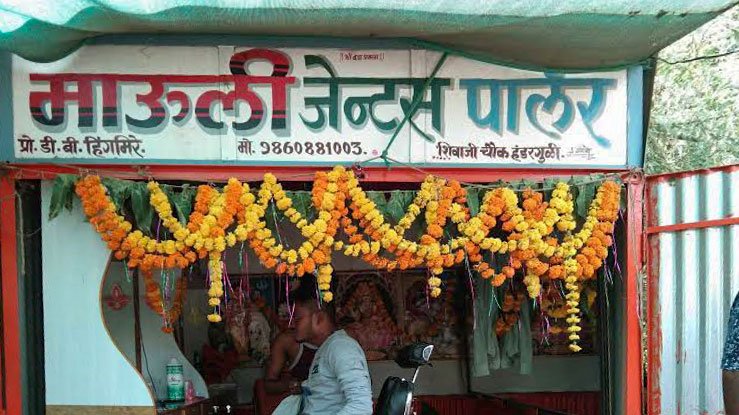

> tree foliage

[{"left": 645, "top": 7, "right": 739, "bottom": 174}]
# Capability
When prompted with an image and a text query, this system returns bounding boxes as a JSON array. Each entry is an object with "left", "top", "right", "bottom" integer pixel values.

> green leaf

[
  {"left": 408, "top": 219, "right": 425, "bottom": 240},
  {"left": 543, "top": 178, "right": 560, "bottom": 196},
  {"left": 101, "top": 178, "right": 132, "bottom": 212},
  {"left": 575, "top": 182, "right": 596, "bottom": 220},
  {"left": 288, "top": 191, "right": 313, "bottom": 221},
  {"left": 620, "top": 187, "right": 627, "bottom": 212},
  {"left": 49, "top": 174, "right": 78, "bottom": 220},
  {"left": 62, "top": 176, "right": 78, "bottom": 212},
  {"left": 130, "top": 183, "right": 154, "bottom": 233},
  {"left": 580, "top": 285, "right": 597, "bottom": 321},
  {"left": 386, "top": 191, "right": 415, "bottom": 222},
  {"left": 264, "top": 202, "right": 279, "bottom": 235},
  {"left": 165, "top": 185, "right": 196, "bottom": 225},
  {"left": 515, "top": 179, "right": 535, "bottom": 192},
  {"left": 367, "top": 192, "right": 388, "bottom": 217},
  {"left": 466, "top": 188, "right": 480, "bottom": 217}
]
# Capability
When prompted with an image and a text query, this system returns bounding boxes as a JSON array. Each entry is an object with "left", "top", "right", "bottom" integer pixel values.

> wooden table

[{"left": 158, "top": 398, "right": 210, "bottom": 415}]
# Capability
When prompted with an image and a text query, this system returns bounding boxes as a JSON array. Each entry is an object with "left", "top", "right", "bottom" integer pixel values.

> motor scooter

[{"left": 374, "top": 342, "right": 434, "bottom": 415}]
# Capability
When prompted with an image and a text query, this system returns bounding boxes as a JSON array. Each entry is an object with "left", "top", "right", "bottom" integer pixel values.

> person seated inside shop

[
  {"left": 263, "top": 327, "right": 318, "bottom": 395},
  {"left": 257, "top": 277, "right": 318, "bottom": 395},
  {"left": 292, "top": 276, "right": 373, "bottom": 414},
  {"left": 201, "top": 322, "right": 240, "bottom": 384}
]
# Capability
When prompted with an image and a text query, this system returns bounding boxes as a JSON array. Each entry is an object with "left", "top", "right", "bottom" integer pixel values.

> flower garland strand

[
  {"left": 142, "top": 269, "right": 188, "bottom": 333},
  {"left": 75, "top": 176, "right": 133, "bottom": 254},
  {"left": 73, "top": 167, "right": 622, "bottom": 353},
  {"left": 562, "top": 181, "right": 620, "bottom": 352}
]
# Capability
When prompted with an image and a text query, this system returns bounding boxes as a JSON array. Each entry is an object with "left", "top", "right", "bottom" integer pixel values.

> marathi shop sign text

[{"left": 10, "top": 46, "right": 629, "bottom": 166}]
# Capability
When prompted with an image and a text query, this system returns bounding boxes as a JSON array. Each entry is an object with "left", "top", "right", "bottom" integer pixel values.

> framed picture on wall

[
  {"left": 332, "top": 268, "right": 468, "bottom": 361},
  {"left": 400, "top": 269, "right": 466, "bottom": 359},
  {"left": 335, "top": 271, "right": 402, "bottom": 361}
]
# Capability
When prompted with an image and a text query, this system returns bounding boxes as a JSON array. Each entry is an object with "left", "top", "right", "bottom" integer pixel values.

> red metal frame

[
  {"left": 0, "top": 163, "right": 644, "bottom": 414},
  {"left": 646, "top": 216, "right": 739, "bottom": 235},
  {"left": 0, "top": 176, "right": 21, "bottom": 415},
  {"left": 4, "top": 163, "right": 624, "bottom": 183},
  {"left": 644, "top": 163, "right": 739, "bottom": 415},
  {"left": 624, "top": 173, "right": 645, "bottom": 415},
  {"left": 645, "top": 178, "right": 661, "bottom": 415},
  {"left": 645, "top": 164, "right": 739, "bottom": 184}
]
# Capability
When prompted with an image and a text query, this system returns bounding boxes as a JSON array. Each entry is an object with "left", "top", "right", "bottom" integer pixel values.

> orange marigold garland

[
  {"left": 75, "top": 176, "right": 133, "bottom": 252},
  {"left": 495, "top": 291, "right": 525, "bottom": 337},
  {"left": 72, "top": 167, "right": 622, "bottom": 353},
  {"left": 142, "top": 269, "right": 188, "bottom": 333},
  {"left": 458, "top": 187, "right": 517, "bottom": 287},
  {"left": 344, "top": 173, "right": 422, "bottom": 277},
  {"left": 546, "top": 182, "right": 576, "bottom": 282},
  {"left": 564, "top": 181, "right": 620, "bottom": 352}
]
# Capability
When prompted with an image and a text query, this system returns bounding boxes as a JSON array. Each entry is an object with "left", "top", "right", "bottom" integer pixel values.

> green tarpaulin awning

[{"left": 0, "top": 1, "right": 736, "bottom": 69}]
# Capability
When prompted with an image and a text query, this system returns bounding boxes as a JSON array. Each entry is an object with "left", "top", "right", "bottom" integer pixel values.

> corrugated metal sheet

[
  {"left": 0, "top": 0, "right": 732, "bottom": 67},
  {"left": 647, "top": 165, "right": 739, "bottom": 415}
]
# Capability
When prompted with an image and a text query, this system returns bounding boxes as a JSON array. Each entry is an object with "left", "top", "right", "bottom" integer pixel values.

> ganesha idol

[{"left": 341, "top": 281, "right": 401, "bottom": 360}]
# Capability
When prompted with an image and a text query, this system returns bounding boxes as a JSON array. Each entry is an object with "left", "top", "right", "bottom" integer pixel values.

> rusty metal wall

[{"left": 647, "top": 165, "right": 739, "bottom": 415}]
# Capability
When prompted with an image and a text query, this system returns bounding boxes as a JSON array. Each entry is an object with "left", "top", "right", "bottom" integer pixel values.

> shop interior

[{"left": 94, "top": 176, "right": 623, "bottom": 415}]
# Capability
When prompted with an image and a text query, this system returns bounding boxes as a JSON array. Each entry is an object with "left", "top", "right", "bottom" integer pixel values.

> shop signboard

[{"left": 4, "top": 45, "right": 635, "bottom": 168}]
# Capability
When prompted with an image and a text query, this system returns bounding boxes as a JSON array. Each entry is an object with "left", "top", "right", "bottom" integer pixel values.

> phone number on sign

[{"left": 238, "top": 140, "right": 369, "bottom": 156}]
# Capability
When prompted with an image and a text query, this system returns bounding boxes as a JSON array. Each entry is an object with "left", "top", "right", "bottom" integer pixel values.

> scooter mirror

[{"left": 395, "top": 343, "right": 434, "bottom": 369}]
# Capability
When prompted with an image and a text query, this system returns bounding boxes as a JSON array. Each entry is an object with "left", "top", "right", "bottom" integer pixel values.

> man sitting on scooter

[{"left": 293, "top": 276, "right": 373, "bottom": 415}]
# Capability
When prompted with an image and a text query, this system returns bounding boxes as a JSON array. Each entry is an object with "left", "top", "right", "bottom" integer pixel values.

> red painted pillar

[
  {"left": 625, "top": 172, "right": 645, "bottom": 415},
  {"left": 0, "top": 175, "right": 21, "bottom": 415}
]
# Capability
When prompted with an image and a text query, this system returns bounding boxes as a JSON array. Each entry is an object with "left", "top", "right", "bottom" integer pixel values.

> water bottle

[{"left": 166, "top": 357, "right": 184, "bottom": 401}]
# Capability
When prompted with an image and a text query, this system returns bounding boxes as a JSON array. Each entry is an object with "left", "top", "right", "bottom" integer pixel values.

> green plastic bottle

[{"left": 166, "top": 358, "right": 184, "bottom": 401}]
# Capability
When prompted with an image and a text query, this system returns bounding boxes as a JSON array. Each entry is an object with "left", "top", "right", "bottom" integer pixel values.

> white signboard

[{"left": 7, "top": 45, "right": 631, "bottom": 167}]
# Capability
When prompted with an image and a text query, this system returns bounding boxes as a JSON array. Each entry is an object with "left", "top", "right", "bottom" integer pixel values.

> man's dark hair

[{"left": 292, "top": 274, "right": 337, "bottom": 324}]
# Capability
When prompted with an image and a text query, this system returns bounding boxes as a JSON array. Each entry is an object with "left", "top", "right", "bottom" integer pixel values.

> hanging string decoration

[
  {"left": 67, "top": 166, "right": 621, "bottom": 351},
  {"left": 142, "top": 269, "right": 188, "bottom": 333}
]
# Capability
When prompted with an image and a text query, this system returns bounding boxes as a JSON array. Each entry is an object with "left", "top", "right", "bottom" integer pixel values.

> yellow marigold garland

[
  {"left": 563, "top": 181, "right": 620, "bottom": 352},
  {"left": 74, "top": 167, "right": 622, "bottom": 353}
]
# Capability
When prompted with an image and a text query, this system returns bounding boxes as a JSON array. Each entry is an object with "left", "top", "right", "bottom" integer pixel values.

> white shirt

[{"left": 301, "top": 330, "right": 373, "bottom": 415}]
